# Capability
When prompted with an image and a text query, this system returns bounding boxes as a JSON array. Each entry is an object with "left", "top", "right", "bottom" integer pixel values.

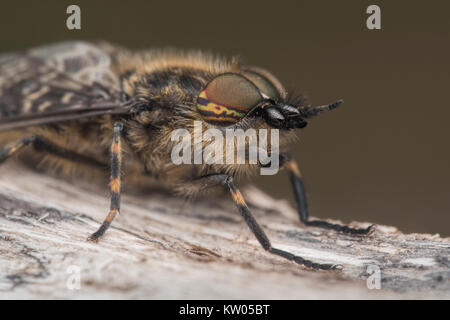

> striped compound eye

[{"left": 196, "top": 73, "right": 262, "bottom": 125}]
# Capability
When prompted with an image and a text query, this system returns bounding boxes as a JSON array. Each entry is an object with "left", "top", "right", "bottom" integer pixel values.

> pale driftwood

[{"left": 0, "top": 163, "right": 448, "bottom": 299}]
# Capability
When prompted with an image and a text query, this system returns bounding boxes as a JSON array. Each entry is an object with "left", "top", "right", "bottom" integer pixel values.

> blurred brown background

[{"left": 0, "top": 0, "right": 449, "bottom": 236}]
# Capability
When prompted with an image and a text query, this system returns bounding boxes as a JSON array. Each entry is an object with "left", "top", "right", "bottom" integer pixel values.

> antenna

[{"left": 301, "top": 99, "right": 343, "bottom": 117}]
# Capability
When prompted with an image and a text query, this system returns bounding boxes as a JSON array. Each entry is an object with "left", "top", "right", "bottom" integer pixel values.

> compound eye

[
  {"left": 243, "top": 66, "right": 287, "bottom": 100},
  {"left": 196, "top": 73, "right": 262, "bottom": 125}
]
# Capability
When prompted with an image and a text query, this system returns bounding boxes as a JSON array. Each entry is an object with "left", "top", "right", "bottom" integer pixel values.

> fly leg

[
  {"left": 191, "top": 174, "right": 339, "bottom": 270},
  {"left": 280, "top": 152, "right": 373, "bottom": 235},
  {"left": 88, "top": 122, "right": 123, "bottom": 242},
  {"left": 0, "top": 135, "right": 105, "bottom": 167},
  {"left": 0, "top": 136, "right": 35, "bottom": 163},
  {"left": 0, "top": 125, "right": 124, "bottom": 242}
]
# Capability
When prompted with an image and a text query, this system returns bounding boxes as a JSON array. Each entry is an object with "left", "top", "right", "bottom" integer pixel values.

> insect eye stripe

[
  {"left": 197, "top": 104, "right": 245, "bottom": 122},
  {"left": 201, "top": 111, "right": 239, "bottom": 122},
  {"left": 197, "top": 90, "right": 249, "bottom": 112},
  {"left": 197, "top": 103, "right": 245, "bottom": 116},
  {"left": 196, "top": 89, "right": 248, "bottom": 123}
]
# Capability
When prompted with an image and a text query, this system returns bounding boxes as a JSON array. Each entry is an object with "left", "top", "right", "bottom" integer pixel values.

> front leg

[
  {"left": 280, "top": 153, "right": 372, "bottom": 235},
  {"left": 87, "top": 122, "right": 123, "bottom": 242},
  {"left": 191, "top": 174, "right": 338, "bottom": 270}
]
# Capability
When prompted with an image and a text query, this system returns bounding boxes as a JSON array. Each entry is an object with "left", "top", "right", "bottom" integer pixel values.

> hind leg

[
  {"left": 0, "top": 136, "right": 35, "bottom": 163},
  {"left": 0, "top": 135, "right": 105, "bottom": 167}
]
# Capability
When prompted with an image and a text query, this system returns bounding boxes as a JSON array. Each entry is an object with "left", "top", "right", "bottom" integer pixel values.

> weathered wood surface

[{"left": 0, "top": 163, "right": 449, "bottom": 299}]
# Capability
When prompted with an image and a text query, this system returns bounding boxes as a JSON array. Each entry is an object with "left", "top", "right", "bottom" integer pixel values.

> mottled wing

[{"left": 0, "top": 41, "right": 128, "bottom": 131}]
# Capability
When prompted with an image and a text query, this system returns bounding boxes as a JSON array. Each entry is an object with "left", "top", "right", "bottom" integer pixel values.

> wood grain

[{"left": 0, "top": 164, "right": 448, "bottom": 299}]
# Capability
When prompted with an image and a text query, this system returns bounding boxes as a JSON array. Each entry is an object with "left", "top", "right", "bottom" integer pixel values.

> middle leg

[{"left": 190, "top": 174, "right": 339, "bottom": 270}]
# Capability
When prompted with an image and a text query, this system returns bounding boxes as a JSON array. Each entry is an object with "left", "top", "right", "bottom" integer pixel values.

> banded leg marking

[
  {"left": 192, "top": 174, "right": 338, "bottom": 270},
  {"left": 88, "top": 122, "right": 123, "bottom": 242}
]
